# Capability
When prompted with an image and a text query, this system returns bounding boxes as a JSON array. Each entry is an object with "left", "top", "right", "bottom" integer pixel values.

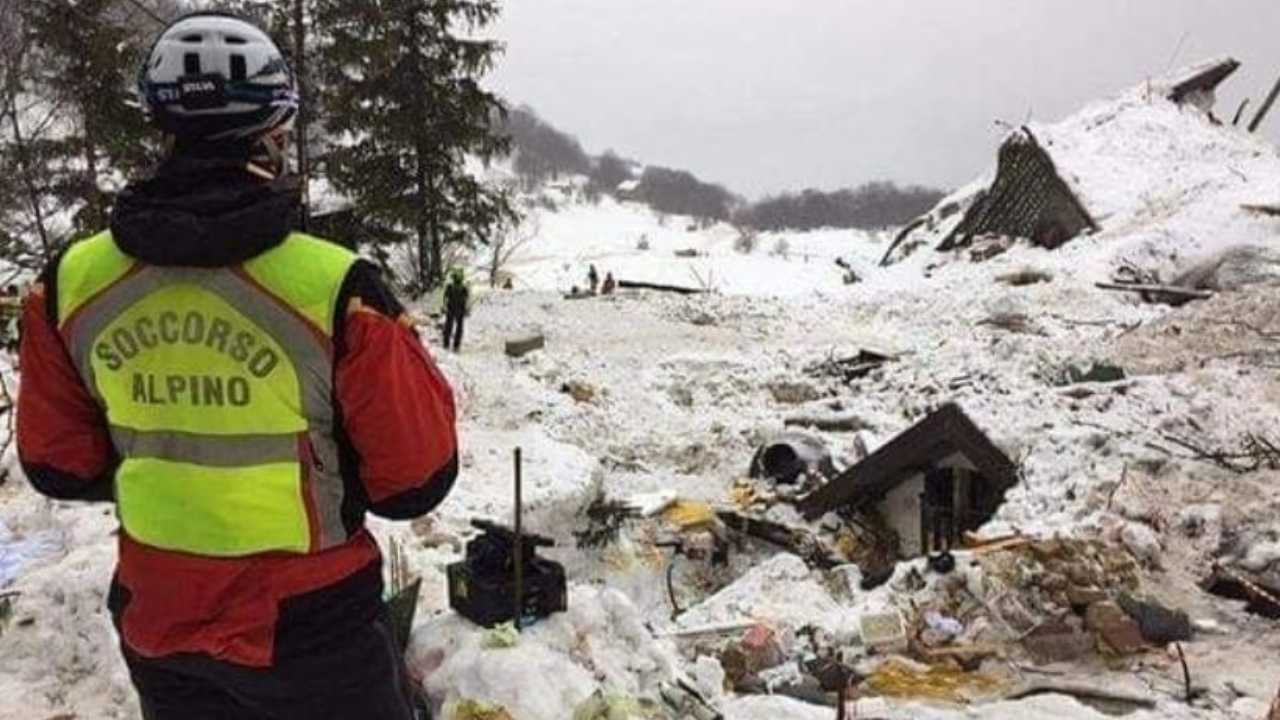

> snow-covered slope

[{"left": 2, "top": 72, "right": 1280, "bottom": 720}]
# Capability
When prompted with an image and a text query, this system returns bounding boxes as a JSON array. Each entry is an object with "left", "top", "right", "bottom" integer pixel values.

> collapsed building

[
  {"left": 883, "top": 56, "right": 1280, "bottom": 278},
  {"left": 799, "top": 404, "right": 1018, "bottom": 559}
]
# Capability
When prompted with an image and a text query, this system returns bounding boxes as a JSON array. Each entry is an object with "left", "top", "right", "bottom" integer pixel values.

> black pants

[
  {"left": 442, "top": 312, "right": 464, "bottom": 351},
  {"left": 123, "top": 612, "right": 417, "bottom": 720}
]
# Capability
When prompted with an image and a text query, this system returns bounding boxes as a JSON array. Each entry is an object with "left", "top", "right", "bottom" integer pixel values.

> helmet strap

[{"left": 247, "top": 128, "right": 289, "bottom": 181}]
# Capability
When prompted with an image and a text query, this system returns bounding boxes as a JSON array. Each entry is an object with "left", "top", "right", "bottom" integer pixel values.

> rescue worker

[
  {"left": 442, "top": 268, "right": 469, "bottom": 352},
  {"left": 587, "top": 264, "right": 600, "bottom": 294},
  {"left": 601, "top": 271, "right": 616, "bottom": 295},
  {"left": 16, "top": 13, "right": 457, "bottom": 720}
]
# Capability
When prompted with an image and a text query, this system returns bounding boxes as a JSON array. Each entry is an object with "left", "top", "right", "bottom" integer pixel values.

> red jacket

[{"left": 17, "top": 158, "right": 458, "bottom": 667}]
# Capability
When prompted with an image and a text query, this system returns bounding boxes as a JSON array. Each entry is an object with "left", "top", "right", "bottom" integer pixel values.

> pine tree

[
  {"left": 315, "top": 0, "right": 515, "bottom": 292},
  {"left": 16, "top": 0, "right": 156, "bottom": 243}
]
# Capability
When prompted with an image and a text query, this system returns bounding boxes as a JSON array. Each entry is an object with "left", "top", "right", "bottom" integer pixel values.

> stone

[
  {"left": 1023, "top": 626, "right": 1093, "bottom": 664},
  {"left": 1120, "top": 522, "right": 1162, "bottom": 567},
  {"left": 1086, "top": 601, "right": 1146, "bottom": 655},
  {"left": 1117, "top": 594, "right": 1192, "bottom": 644}
]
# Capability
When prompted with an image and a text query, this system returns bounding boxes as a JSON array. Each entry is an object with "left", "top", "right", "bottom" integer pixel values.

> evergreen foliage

[
  {"left": 315, "top": 0, "right": 516, "bottom": 292},
  {"left": 502, "top": 106, "right": 591, "bottom": 185},
  {"left": 735, "top": 182, "right": 945, "bottom": 232}
]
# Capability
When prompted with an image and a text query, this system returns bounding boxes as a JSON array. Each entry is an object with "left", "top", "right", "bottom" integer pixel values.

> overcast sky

[{"left": 489, "top": 1, "right": 1280, "bottom": 199}]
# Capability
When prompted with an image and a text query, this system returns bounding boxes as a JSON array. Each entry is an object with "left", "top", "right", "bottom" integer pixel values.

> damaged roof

[
  {"left": 1163, "top": 56, "right": 1241, "bottom": 104},
  {"left": 799, "top": 403, "right": 1019, "bottom": 519}
]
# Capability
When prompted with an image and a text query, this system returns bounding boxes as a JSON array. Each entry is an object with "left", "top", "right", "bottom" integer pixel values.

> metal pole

[{"left": 513, "top": 447, "right": 523, "bottom": 630}]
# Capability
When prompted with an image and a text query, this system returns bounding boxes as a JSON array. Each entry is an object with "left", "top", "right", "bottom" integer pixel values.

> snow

[{"left": 3, "top": 70, "right": 1280, "bottom": 719}]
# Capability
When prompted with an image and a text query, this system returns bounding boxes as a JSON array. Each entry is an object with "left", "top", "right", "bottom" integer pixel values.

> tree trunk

[
  {"left": 292, "top": 0, "right": 310, "bottom": 231},
  {"left": 4, "top": 93, "right": 52, "bottom": 259}
]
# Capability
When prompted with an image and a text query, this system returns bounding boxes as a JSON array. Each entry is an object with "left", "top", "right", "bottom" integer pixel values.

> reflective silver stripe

[
  {"left": 62, "top": 259, "right": 352, "bottom": 552},
  {"left": 111, "top": 426, "right": 299, "bottom": 467}
]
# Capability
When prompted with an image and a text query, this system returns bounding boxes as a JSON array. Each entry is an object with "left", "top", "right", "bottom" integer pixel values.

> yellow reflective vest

[{"left": 57, "top": 232, "right": 358, "bottom": 557}]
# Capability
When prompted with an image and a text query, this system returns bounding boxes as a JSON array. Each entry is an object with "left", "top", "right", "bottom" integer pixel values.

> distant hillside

[{"left": 499, "top": 104, "right": 944, "bottom": 231}]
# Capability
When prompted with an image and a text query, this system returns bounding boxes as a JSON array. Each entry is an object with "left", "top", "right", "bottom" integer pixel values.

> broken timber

[
  {"left": 715, "top": 510, "right": 841, "bottom": 569},
  {"left": 1249, "top": 72, "right": 1280, "bottom": 133},
  {"left": 1242, "top": 203, "right": 1280, "bottom": 217},
  {"left": 783, "top": 413, "right": 874, "bottom": 433},
  {"left": 617, "top": 280, "right": 707, "bottom": 295},
  {"left": 1095, "top": 282, "right": 1213, "bottom": 301}
]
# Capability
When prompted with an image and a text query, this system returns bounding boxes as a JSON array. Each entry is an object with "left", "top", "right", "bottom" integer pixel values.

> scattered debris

[
  {"left": 864, "top": 657, "right": 1005, "bottom": 703},
  {"left": 748, "top": 433, "right": 836, "bottom": 485},
  {"left": 447, "top": 698, "right": 516, "bottom": 720},
  {"left": 560, "top": 380, "right": 597, "bottom": 403},
  {"left": 765, "top": 381, "right": 823, "bottom": 405},
  {"left": 803, "top": 349, "right": 895, "bottom": 384},
  {"left": 783, "top": 412, "right": 875, "bottom": 434},
  {"left": 1161, "top": 431, "right": 1280, "bottom": 474},
  {"left": 674, "top": 248, "right": 701, "bottom": 258},
  {"left": 505, "top": 334, "right": 546, "bottom": 358},
  {"left": 1085, "top": 601, "right": 1146, "bottom": 655},
  {"left": 976, "top": 312, "right": 1047, "bottom": 336},
  {"left": 1060, "top": 362, "right": 1126, "bottom": 385},
  {"left": 969, "top": 235, "right": 1013, "bottom": 262},
  {"left": 996, "top": 267, "right": 1054, "bottom": 286},
  {"left": 1204, "top": 563, "right": 1280, "bottom": 618},
  {"left": 859, "top": 611, "right": 907, "bottom": 654},
  {"left": 1022, "top": 620, "right": 1093, "bottom": 665},
  {"left": 1117, "top": 594, "right": 1192, "bottom": 644}
]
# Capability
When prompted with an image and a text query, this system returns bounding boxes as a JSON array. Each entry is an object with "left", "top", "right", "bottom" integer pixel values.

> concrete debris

[
  {"left": 859, "top": 611, "right": 908, "bottom": 654},
  {"left": 1116, "top": 594, "right": 1193, "bottom": 645},
  {"left": 1022, "top": 620, "right": 1094, "bottom": 665},
  {"left": 1084, "top": 601, "right": 1145, "bottom": 655}
]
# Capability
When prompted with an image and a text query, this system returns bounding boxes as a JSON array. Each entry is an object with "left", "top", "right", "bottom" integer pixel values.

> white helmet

[{"left": 139, "top": 12, "right": 298, "bottom": 142}]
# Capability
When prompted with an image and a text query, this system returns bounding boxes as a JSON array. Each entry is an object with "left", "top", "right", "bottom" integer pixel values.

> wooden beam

[
  {"left": 1095, "top": 282, "right": 1213, "bottom": 300},
  {"left": 1249, "top": 73, "right": 1280, "bottom": 133},
  {"left": 617, "top": 280, "right": 707, "bottom": 295}
]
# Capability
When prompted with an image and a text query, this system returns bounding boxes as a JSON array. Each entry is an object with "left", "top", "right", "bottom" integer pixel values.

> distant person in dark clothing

[
  {"left": 587, "top": 264, "right": 600, "bottom": 294},
  {"left": 443, "top": 268, "right": 469, "bottom": 351},
  {"left": 601, "top": 272, "right": 616, "bottom": 295}
]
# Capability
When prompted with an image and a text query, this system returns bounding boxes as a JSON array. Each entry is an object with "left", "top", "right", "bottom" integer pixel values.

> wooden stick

[
  {"left": 1233, "top": 98, "right": 1252, "bottom": 126},
  {"left": 513, "top": 447, "right": 523, "bottom": 631},
  {"left": 1175, "top": 643, "right": 1192, "bottom": 704},
  {"left": 1095, "top": 282, "right": 1213, "bottom": 300},
  {"left": 1249, "top": 73, "right": 1280, "bottom": 133}
]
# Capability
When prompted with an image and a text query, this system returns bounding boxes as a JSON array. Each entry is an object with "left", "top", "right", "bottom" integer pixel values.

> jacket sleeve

[
  {"left": 335, "top": 262, "right": 458, "bottom": 519},
  {"left": 16, "top": 280, "right": 117, "bottom": 502}
]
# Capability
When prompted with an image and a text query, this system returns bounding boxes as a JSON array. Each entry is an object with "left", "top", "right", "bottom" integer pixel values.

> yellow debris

[
  {"left": 663, "top": 501, "right": 716, "bottom": 530},
  {"left": 864, "top": 658, "right": 1007, "bottom": 704},
  {"left": 448, "top": 699, "right": 514, "bottom": 720}
]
